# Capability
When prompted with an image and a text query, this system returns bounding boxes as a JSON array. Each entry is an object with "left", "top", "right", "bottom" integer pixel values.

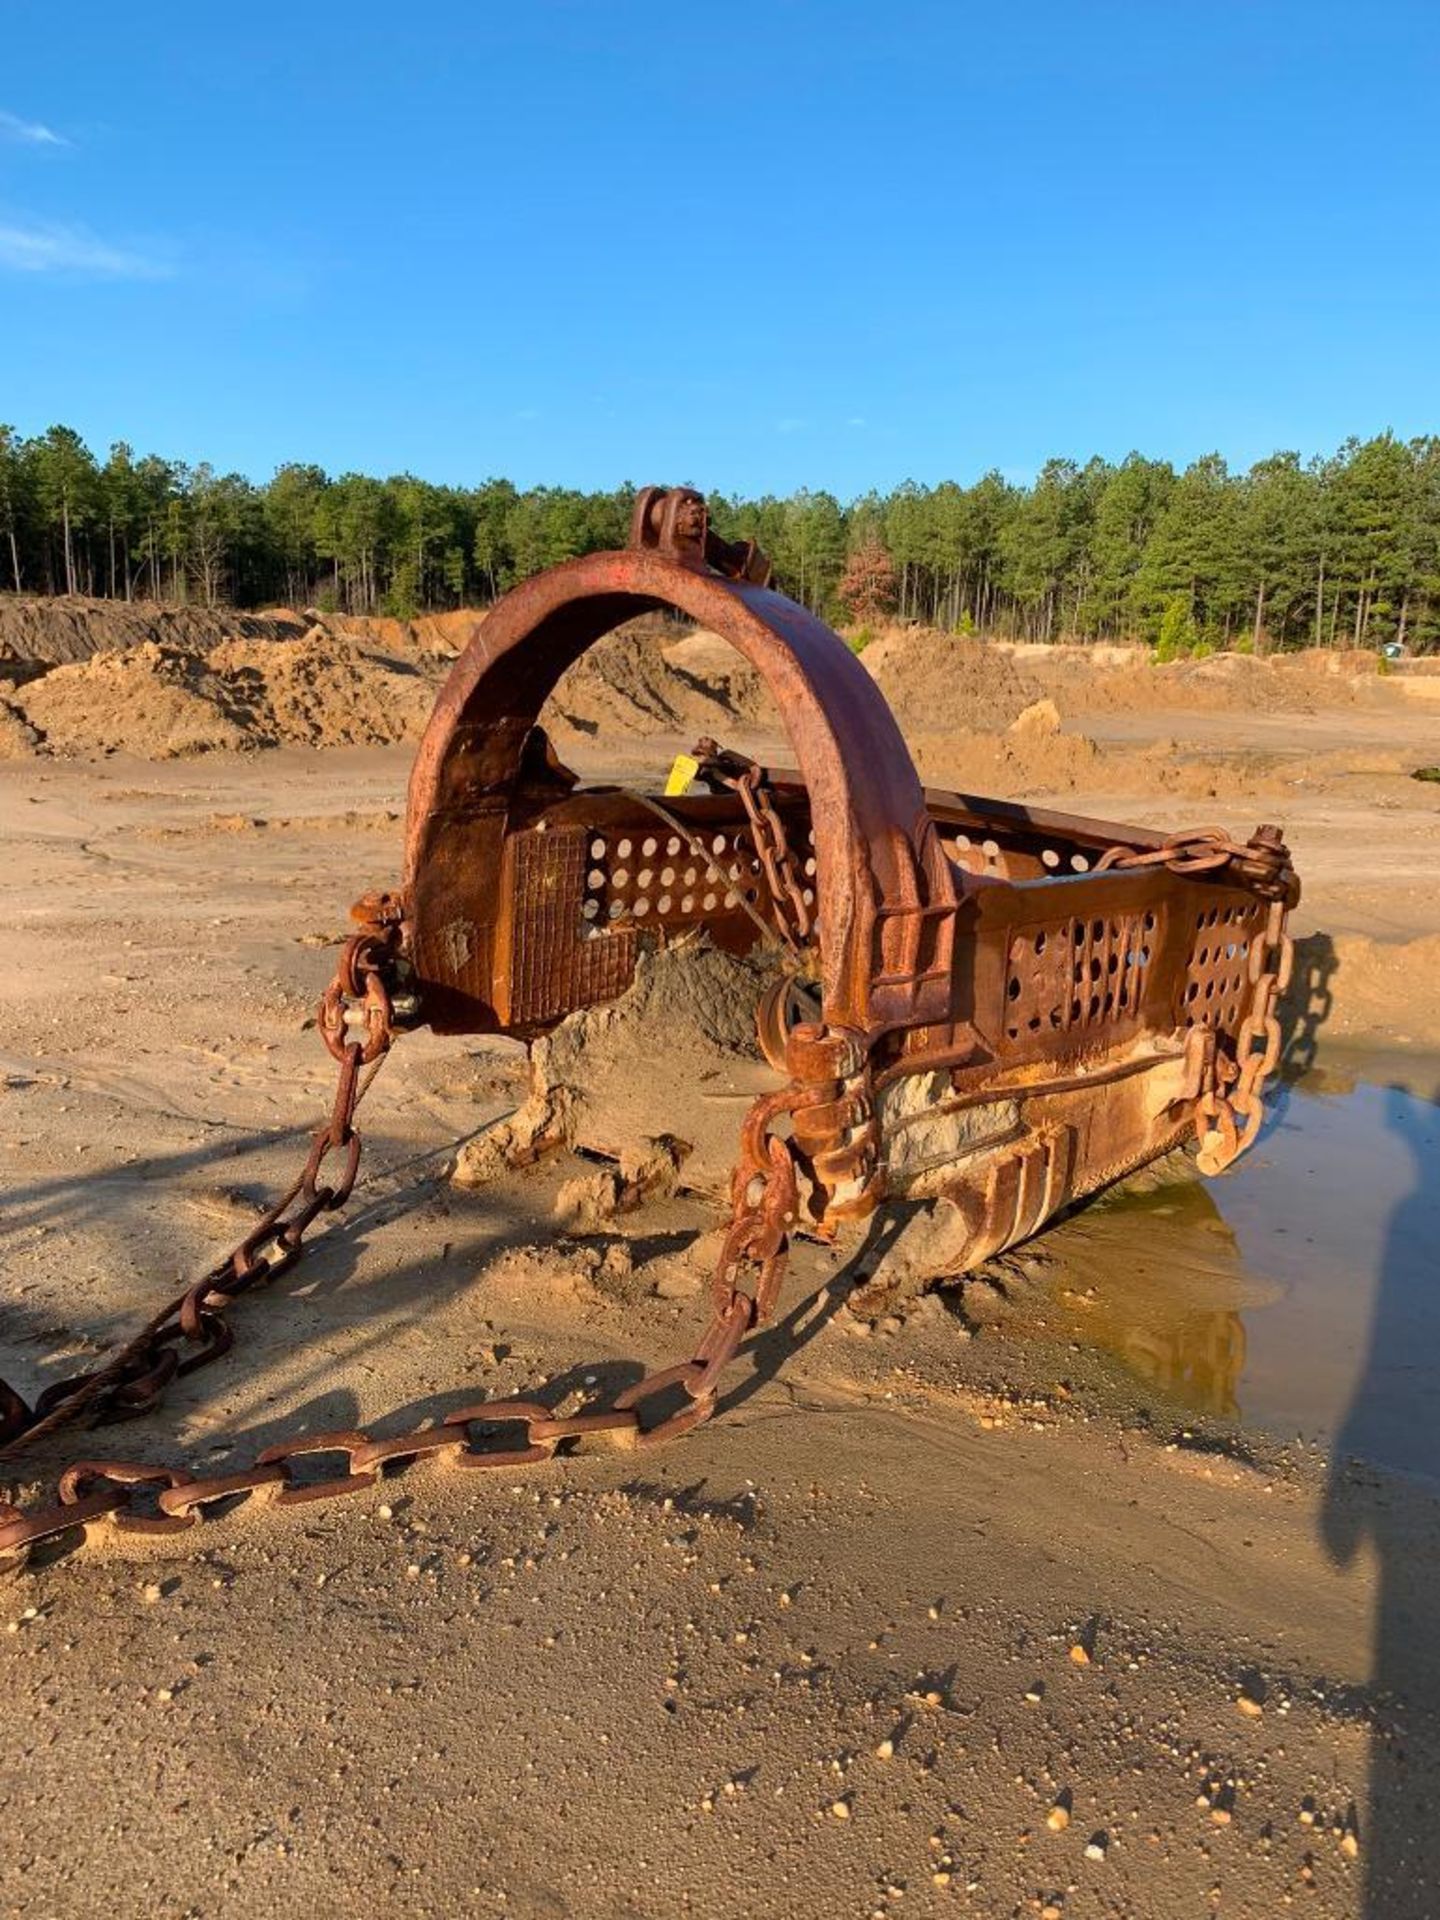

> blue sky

[{"left": 2, "top": 1, "right": 1437, "bottom": 496}]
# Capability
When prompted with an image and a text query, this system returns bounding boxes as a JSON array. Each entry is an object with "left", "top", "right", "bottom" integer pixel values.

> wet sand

[{"left": 2, "top": 747, "right": 1439, "bottom": 1919}]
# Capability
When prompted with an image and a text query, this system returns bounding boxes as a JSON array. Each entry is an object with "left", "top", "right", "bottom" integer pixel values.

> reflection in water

[
  {"left": 1020, "top": 1074, "right": 1440, "bottom": 1466},
  {"left": 1225, "top": 1076, "right": 1440, "bottom": 1473},
  {"left": 1110, "top": 1298, "right": 1246, "bottom": 1418},
  {"left": 1014, "top": 1066, "right": 1440, "bottom": 1920},
  {"left": 1008, "top": 1177, "right": 1265, "bottom": 1420}
]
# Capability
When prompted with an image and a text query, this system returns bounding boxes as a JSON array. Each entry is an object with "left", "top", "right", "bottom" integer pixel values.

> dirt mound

[
  {"left": 909, "top": 724, "right": 1104, "bottom": 797},
  {"left": 454, "top": 939, "right": 781, "bottom": 1199},
  {"left": 324, "top": 607, "right": 482, "bottom": 659},
  {"left": 17, "top": 628, "right": 445, "bottom": 758},
  {"left": 547, "top": 621, "right": 774, "bottom": 742},
  {"left": 3, "top": 606, "right": 775, "bottom": 762},
  {"left": 0, "top": 594, "right": 482, "bottom": 684},
  {"left": 863, "top": 627, "right": 1390, "bottom": 736},
  {"left": 1283, "top": 930, "right": 1440, "bottom": 1051},
  {"left": 994, "top": 637, "right": 1384, "bottom": 721},
  {"left": 904, "top": 709, "right": 1392, "bottom": 804},
  {"left": 3, "top": 594, "right": 1403, "bottom": 777},
  {"left": 860, "top": 626, "right": 1043, "bottom": 734},
  {"left": 0, "top": 595, "right": 311, "bottom": 674}
]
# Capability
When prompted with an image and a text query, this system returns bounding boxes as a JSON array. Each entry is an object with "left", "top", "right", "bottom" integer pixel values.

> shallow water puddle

[{"left": 1016, "top": 1063, "right": 1440, "bottom": 1477}]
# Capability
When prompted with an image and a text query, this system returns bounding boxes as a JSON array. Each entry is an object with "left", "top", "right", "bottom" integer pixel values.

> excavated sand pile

[
  {"left": 454, "top": 939, "right": 782, "bottom": 1202},
  {"left": 986, "top": 635, "right": 1384, "bottom": 718},
  {"left": 12, "top": 629, "right": 446, "bottom": 758},
  {"left": 851, "top": 627, "right": 1410, "bottom": 801},
  {"left": 0, "top": 594, "right": 310, "bottom": 672},
  {"left": 546, "top": 624, "right": 774, "bottom": 742},
  {"left": 0, "top": 608, "right": 773, "bottom": 761},
  {"left": 0, "top": 593, "right": 481, "bottom": 676},
  {"left": 0, "top": 595, "right": 1409, "bottom": 801},
  {"left": 859, "top": 628, "right": 1044, "bottom": 733},
  {"left": 327, "top": 608, "right": 483, "bottom": 659}
]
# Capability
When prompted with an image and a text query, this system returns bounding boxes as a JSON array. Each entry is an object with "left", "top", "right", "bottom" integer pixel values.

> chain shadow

[
  {"left": 0, "top": 1144, "right": 532, "bottom": 1448},
  {"left": 0, "top": 1092, "right": 516, "bottom": 1405},
  {"left": 0, "top": 1121, "right": 313, "bottom": 1238},
  {"left": 1275, "top": 929, "right": 1339, "bottom": 1080},
  {"left": 719, "top": 1208, "right": 908, "bottom": 1420},
  {"left": 1239, "top": 927, "right": 1341, "bottom": 1146},
  {"left": 1320, "top": 1080, "right": 1440, "bottom": 1918}
]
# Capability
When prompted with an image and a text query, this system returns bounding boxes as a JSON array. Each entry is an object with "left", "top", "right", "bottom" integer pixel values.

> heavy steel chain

[
  {"left": 0, "top": 1023, "right": 809, "bottom": 1577},
  {"left": 0, "top": 927, "right": 402, "bottom": 1462},
  {"left": 733, "top": 767, "right": 815, "bottom": 949},
  {"left": 692, "top": 739, "right": 815, "bottom": 953},
  {"left": 1096, "top": 824, "right": 1295, "bottom": 900},
  {"left": 1195, "top": 896, "right": 1295, "bottom": 1175}
]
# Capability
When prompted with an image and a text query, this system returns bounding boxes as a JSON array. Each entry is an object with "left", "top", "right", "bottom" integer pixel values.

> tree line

[{"left": 1, "top": 422, "right": 1436, "bottom": 651}]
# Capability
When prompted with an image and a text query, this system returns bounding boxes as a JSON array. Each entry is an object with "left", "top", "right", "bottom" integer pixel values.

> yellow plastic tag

[{"left": 664, "top": 753, "right": 700, "bottom": 797}]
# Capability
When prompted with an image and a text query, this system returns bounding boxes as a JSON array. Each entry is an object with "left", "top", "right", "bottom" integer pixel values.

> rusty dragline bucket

[
  {"left": 0, "top": 486, "right": 1301, "bottom": 1566},
  {"left": 388, "top": 484, "right": 1298, "bottom": 1266}
]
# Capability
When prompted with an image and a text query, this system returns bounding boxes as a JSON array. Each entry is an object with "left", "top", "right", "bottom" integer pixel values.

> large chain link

[
  {"left": 1095, "top": 825, "right": 1294, "bottom": 900},
  {"left": 692, "top": 739, "right": 814, "bottom": 954},
  {"left": 732, "top": 767, "right": 815, "bottom": 949},
  {"left": 1195, "top": 897, "right": 1295, "bottom": 1175},
  {"left": 0, "top": 1038, "right": 808, "bottom": 1577}
]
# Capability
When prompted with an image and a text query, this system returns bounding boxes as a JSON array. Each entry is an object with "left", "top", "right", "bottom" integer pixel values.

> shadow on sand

[{"left": 1321, "top": 1079, "right": 1440, "bottom": 1916}]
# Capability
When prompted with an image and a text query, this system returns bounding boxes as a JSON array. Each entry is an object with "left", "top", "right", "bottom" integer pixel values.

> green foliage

[
  {"left": 1154, "top": 596, "right": 1199, "bottom": 661},
  {"left": 847, "top": 623, "right": 875, "bottom": 654},
  {"left": 0, "top": 425, "right": 1437, "bottom": 651}
]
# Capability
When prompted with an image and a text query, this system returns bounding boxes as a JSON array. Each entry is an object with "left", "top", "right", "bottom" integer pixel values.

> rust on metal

[
  {"left": 399, "top": 485, "right": 1296, "bottom": 1235},
  {"left": 0, "top": 486, "right": 1300, "bottom": 1575}
]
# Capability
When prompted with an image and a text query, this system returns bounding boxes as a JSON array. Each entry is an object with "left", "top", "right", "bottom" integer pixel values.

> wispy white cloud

[
  {"left": 0, "top": 109, "right": 67, "bottom": 147},
  {"left": 776, "top": 416, "right": 807, "bottom": 435},
  {"left": 0, "top": 217, "right": 172, "bottom": 279}
]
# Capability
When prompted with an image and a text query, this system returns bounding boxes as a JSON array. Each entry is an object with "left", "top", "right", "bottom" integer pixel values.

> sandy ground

[{"left": 2, "top": 659, "right": 1440, "bottom": 1917}]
